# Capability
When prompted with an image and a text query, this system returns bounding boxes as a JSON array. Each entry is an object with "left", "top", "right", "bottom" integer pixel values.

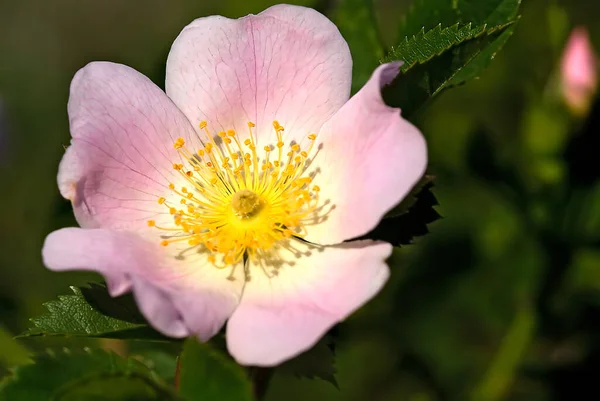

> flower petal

[
  {"left": 305, "top": 62, "right": 428, "bottom": 245},
  {"left": 105, "top": 273, "right": 132, "bottom": 297},
  {"left": 226, "top": 239, "right": 391, "bottom": 366},
  {"left": 42, "top": 227, "right": 244, "bottom": 340},
  {"left": 63, "top": 62, "right": 200, "bottom": 231},
  {"left": 165, "top": 4, "right": 352, "bottom": 144},
  {"left": 131, "top": 277, "right": 189, "bottom": 337}
]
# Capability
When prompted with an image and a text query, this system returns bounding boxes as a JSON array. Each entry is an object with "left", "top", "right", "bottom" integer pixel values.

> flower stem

[
  {"left": 250, "top": 367, "right": 274, "bottom": 400},
  {"left": 174, "top": 356, "right": 182, "bottom": 392}
]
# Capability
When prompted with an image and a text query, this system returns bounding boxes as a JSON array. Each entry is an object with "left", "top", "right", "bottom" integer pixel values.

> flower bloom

[
  {"left": 561, "top": 27, "right": 597, "bottom": 116},
  {"left": 42, "top": 4, "right": 427, "bottom": 366}
]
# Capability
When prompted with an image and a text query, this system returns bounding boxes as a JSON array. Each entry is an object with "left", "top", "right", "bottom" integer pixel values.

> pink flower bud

[{"left": 561, "top": 27, "right": 598, "bottom": 116}]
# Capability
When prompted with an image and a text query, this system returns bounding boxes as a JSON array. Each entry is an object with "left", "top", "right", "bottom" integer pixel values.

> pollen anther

[{"left": 150, "top": 120, "right": 322, "bottom": 271}]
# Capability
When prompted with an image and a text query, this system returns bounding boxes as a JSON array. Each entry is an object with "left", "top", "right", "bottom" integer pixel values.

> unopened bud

[{"left": 561, "top": 27, "right": 598, "bottom": 116}]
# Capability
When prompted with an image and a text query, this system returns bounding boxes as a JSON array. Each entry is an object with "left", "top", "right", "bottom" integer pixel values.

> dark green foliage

[
  {"left": 397, "top": 0, "right": 521, "bottom": 39},
  {"left": 279, "top": 336, "right": 338, "bottom": 387},
  {"left": 178, "top": 339, "right": 253, "bottom": 401},
  {"left": 383, "top": 22, "right": 516, "bottom": 119},
  {"left": 19, "top": 285, "right": 166, "bottom": 341},
  {"left": 383, "top": 0, "right": 521, "bottom": 118},
  {"left": 0, "top": 348, "right": 178, "bottom": 401},
  {"left": 333, "top": 0, "right": 384, "bottom": 93},
  {"left": 357, "top": 180, "right": 440, "bottom": 246}
]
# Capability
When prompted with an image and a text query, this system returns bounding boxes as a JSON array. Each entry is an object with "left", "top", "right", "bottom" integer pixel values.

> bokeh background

[{"left": 1, "top": 0, "right": 599, "bottom": 400}]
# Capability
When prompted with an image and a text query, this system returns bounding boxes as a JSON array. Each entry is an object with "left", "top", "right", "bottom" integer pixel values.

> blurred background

[{"left": 1, "top": 0, "right": 599, "bottom": 400}]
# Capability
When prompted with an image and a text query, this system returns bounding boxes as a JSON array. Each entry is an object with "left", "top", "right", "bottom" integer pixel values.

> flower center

[
  {"left": 231, "top": 189, "right": 263, "bottom": 218},
  {"left": 147, "top": 120, "right": 321, "bottom": 271}
]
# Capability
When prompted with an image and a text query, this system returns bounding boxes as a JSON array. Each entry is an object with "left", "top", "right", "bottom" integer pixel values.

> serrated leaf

[
  {"left": 278, "top": 335, "right": 338, "bottom": 388},
  {"left": 332, "top": 0, "right": 384, "bottom": 93},
  {"left": 382, "top": 23, "right": 515, "bottom": 119},
  {"left": 0, "top": 348, "right": 179, "bottom": 401},
  {"left": 356, "top": 182, "right": 440, "bottom": 246},
  {"left": 397, "top": 0, "right": 521, "bottom": 40},
  {"left": 385, "top": 175, "right": 436, "bottom": 219},
  {"left": 447, "top": 24, "right": 516, "bottom": 87},
  {"left": 80, "top": 283, "right": 147, "bottom": 324},
  {"left": 56, "top": 375, "right": 175, "bottom": 401},
  {"left": 387, "top": 23, "right": 489, "bottom": 69},
  {"left": 178, "top": 339, "right": 253, "bottom": 401},
  {"left": 19, "top": 285, "right": 167, "bottom": 341},
  {"left": 383, "top": 0, "right": 521, "bottom": 118}
]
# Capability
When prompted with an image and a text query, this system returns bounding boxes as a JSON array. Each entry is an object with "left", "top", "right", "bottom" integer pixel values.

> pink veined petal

[
  {"left": 226, "top": 239, "right": 392, "bottom": 366},
  {"left": 42, "top": 227, "right": 244, "bottom": 340},
  {"left": 63, "top": 61, "right": 200, "bottom": 232},
  {"left": 304, "top": 62, "right": 428, "bottom": 245},
  {"left": 165, "top": 4, "right": 352, "bottom": 146}
]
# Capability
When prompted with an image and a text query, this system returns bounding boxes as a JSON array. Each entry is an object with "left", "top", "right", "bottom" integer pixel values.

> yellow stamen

[
  {"left": 150, "top": 121, "right": 323, "bottom": 274},
  {"left": 174, "top": 137, "right": 185, "bottom": 149}
]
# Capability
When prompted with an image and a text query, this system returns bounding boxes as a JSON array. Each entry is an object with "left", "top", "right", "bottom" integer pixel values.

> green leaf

[
  {"left": 357, "top": 181, "right": 440, "bottom": 246},
  {"left": 387, "top": 23, "right": 488, "bottom": 68},
  {"left": 19, "top": 285, "right": 167, "bottom": 341},
  {"left": 385, "top": 175, "right": 436, "bottom": 219},
  {"left": 332, "top": 0, "right": 384, "bottom": 93},
  {"left": 278, "top": 335, "right": 338, "bottom": 387},
  {"left": 133, "top": 350, "right": 179, "bottom": 382},
  {"left": 446, "top": 24, "right": 516, "bottom": 87},
  {"left": 80, "top": 283, "right": 148, "bottom": 324},
  {"left": 0, "top": 348, "right": 179, "bottom": 401},
  {"left": 397, "top": 0, "right": 521, "bottom": 40},
  {"left": 178, "top": 339, "right": 253, "bottom": 401},
  {"left": 382, "top": 22, "right": 516, "bottom": 118},
  {"left": 383, "top": 0, "right": 522, "bottom": 118}
]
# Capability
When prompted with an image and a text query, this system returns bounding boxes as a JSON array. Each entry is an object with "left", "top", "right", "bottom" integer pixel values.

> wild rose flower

[
  {"left": 561, "top": 27, "right": 597, "bottom": 116},
  {"left": 42, "top": 4, "right": 427, "bottom": 366}
]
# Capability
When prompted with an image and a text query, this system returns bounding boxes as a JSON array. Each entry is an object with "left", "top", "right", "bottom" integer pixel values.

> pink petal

[
  {"left": 63, "top": 62, "right": 200, "bottom": 231},
  {"left": 42, "top": 227, "right": 244, "bottom": 340},
  {"left": 226, "top": 239, "right": 391, "bottom": 366},
  {"left": 165, "top": 4, "right": 352, "bottom": 145},
  {"left": 131, "top": 278, "right": 189, "bottom": 337},
  {"left": 304, "top": 62, "right": 427, "bottom": 245},
  {"left": 105, "top": 273, "right": 132, "bottom": 297}
]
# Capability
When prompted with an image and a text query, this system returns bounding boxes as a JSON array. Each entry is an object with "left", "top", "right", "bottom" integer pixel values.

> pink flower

[
  {"left": 561, "top": 27, "right": 598, "bottom": 115},
  {"left": 42, "top": 4, "right": 427, "bottom": 366}
]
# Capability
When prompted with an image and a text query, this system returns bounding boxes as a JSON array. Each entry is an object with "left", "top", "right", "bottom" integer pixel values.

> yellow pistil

[{"left": 148, "top": 120, "right": 321, "bottom": 274}]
